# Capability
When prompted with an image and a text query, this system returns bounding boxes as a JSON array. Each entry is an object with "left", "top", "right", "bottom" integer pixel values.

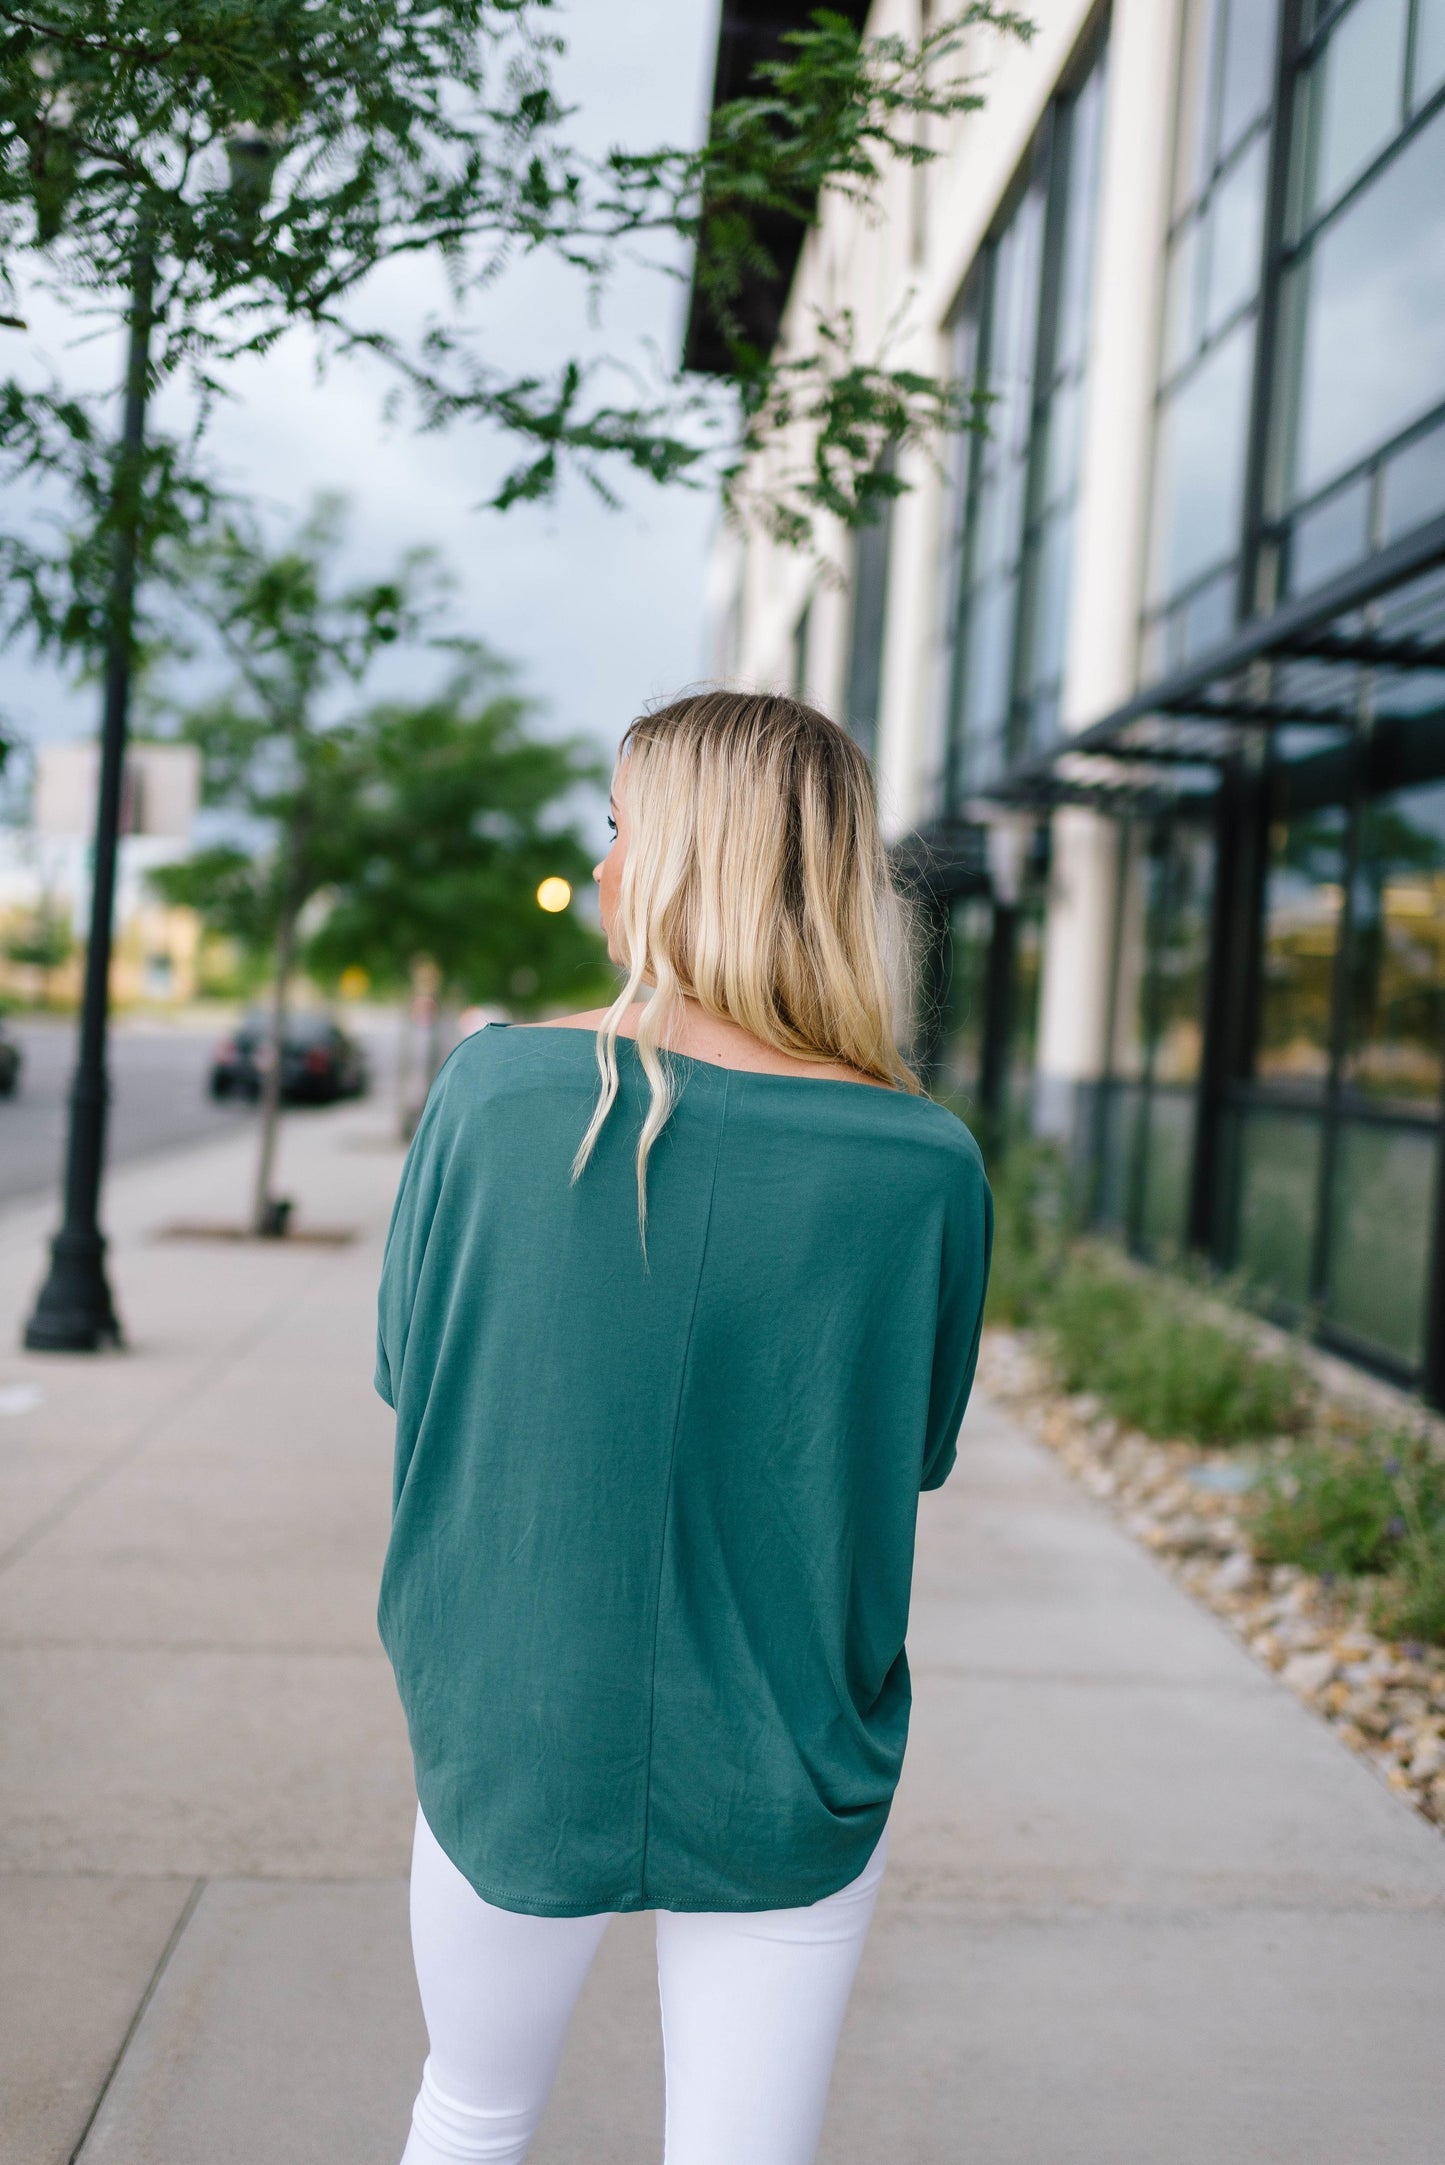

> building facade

[
  {"left": 0, "top": 741, "right": 204, "bottom": 1005},
  {"left": 692, "top": 0, "right": 1445, "bottom": 1399}
]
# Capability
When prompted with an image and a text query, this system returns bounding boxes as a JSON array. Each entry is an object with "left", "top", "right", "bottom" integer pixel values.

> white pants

[{"left": 401, "top": 1807, "right": 887, "bottom": 2165}]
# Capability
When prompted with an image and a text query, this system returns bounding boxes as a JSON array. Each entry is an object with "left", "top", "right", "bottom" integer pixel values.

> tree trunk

[
  {"left": 424, "top": 998, "right": 444, "bottom": 1098},
  {"left": 251, "top": 905, "right": 297, "bottom": 1237},
  {"left": 394, "top": 1000, "right": 414, "bottom": 1143}
]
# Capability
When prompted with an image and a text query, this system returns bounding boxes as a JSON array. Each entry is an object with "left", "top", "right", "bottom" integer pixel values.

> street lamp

[{"left": 21, "top": 108, "right": 280, "bottom": 1351}]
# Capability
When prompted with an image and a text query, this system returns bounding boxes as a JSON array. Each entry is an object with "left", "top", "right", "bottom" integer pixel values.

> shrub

[
  {"left": 983, "top": 1144, "right": 1075, "bottom": 1329},
  {"left": 1252, "top": 1439, "right": 1419, "bottom": 1576},
  {"left": 1252, "top": 1434, "right": 1445, "bottom": 1645},
  {"left": 1375, "top": 1522, "right": 1445, "bottom": 1645},
  {"left": 1043, "top": 1250, "right": 1305, "bottom": 1446}
]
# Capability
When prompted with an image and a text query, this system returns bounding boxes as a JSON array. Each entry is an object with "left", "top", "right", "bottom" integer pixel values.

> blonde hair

[{"left": 573, "top": 689, "right": 923, "bottom": 1244}]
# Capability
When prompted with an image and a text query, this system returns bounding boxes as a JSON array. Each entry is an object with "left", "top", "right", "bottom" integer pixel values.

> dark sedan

[
  {"left": 209, "top": 1012, "right": 369, "bottom": 1105},
  {"left": 0, "top": 1021, "right": 20, "bottom": 1098}
]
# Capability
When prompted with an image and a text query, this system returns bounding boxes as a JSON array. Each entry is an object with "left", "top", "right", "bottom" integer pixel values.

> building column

[{"left": 1033, "top": 0, "right": 1184, "bottom": 1139}]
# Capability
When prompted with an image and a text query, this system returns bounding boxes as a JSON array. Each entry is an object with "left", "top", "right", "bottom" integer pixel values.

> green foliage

[
  {"left": 0, "top": 3, "right": 1037, "bottom": 698},
  {"left": 609, "top": 4, "right": 1034, "bottom": 543},
  {"left": 148, "top": 498, "right": 604, "bottom": 1007},
  {"left": 3, "top": 896, "right": 72, "bottom": 971},
  {"left": 983, "top": 1142, "right": 1074, "bottom": 1328},
  {"left": 1042, "top": 1252, "right": 1306, "bottom": 1447},
  {"left": 1251, "top": 1432, "right": 1445, "bottom": 1646},
  {"left": 1376, "top": 1523, "right": 1445, "bottom": 1646},
  {"left": 985, "top": 1140, "right": 1306, "bottom": 1443},
  {"left": 305, "top": 664, "right": 607, "bottom": 1006},
  {"left": 1, "top": 0, "right": 576, "bottom": 381}
]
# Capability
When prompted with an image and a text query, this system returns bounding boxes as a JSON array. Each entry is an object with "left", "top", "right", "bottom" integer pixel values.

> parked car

[
  {"left": 209, "top": 1012, "right": 368, "bottom": 1105},
  {"left": 0, "top": 1022, "right": 21, "bottom": 1098}
]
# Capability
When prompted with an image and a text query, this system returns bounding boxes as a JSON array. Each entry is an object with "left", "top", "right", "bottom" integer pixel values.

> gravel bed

[{"left": 979, "top": 1327, "right": 1445, "bottom": 1834}]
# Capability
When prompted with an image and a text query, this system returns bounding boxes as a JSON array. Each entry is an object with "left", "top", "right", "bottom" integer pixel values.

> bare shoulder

[{"left": 511, "top": 1005, "right": 643, "bottom": 1036}]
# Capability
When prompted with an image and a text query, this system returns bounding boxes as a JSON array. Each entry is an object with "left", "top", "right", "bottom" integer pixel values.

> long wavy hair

[{"left": 572, "top": 689, "right": 923, "bottom": 1244}]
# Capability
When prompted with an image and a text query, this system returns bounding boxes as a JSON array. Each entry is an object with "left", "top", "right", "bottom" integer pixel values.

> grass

[
  {"left": 1044, "top": 1254, "right": 1305, "bottom": 1446},
  {"left": 1252, "top": 1434, "right": 1445, "bottom": 1645},
  {"left": 985, "top": 1144, "right": 1445, "bottom": 1642},
  {"left": 984, "top": 1146, "right": 1305, "bottom": 1446}
]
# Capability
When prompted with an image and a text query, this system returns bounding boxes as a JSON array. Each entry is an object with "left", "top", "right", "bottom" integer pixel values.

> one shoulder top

[{"left": 375, "top": 1022, "right": 992, "bottom": 1916}]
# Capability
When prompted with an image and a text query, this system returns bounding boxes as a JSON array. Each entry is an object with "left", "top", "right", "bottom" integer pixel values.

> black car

[
  {"left": 0, "top": 1021, "right": 20, "bottom": 1098},
  {"left": 210, "top": 1012, "right": 369, "bottom": 1105}
]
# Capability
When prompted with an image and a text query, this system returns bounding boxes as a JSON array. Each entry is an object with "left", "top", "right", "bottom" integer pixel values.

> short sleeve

[{"left": 920, "top": 1150, "right": 993, "bottom": 1492}]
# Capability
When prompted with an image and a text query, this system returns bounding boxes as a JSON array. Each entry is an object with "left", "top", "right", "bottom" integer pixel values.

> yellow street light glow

[{"left": 536, "top": 876, "right": 572, "bottom": 914}]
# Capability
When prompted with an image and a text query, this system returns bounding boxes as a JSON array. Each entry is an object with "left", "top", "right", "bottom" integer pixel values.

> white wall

[{"left": 708, "top": 0, "right": 1182, "bottom": 1123}]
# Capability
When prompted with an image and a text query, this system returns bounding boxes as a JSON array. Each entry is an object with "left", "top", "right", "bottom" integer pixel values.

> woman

[{"left": 376, "top": 689, "right": 992, "bottom": 2165}]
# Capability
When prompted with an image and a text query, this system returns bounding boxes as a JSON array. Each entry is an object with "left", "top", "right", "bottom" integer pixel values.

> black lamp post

[
  {"left": 23, "top": 241, "right": 154, "bottom": 1350},
  {"left": 23, "top": 121, "right": 281, "bottom": 1352}
]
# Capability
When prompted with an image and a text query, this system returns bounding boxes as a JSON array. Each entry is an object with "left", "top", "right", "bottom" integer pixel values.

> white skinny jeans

[{"left": 401, "top": 1807, "right": 888, "bottom": 2165}]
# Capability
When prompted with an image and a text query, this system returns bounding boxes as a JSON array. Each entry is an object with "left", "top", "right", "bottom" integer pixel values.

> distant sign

[{"left": 35, "top": 742, "right": 201, "bottom": 841}]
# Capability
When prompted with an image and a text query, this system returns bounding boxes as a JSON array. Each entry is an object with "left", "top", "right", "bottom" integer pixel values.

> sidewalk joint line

[{"left": 67, "top": 1875, "right": 206, "bottom": 2165}]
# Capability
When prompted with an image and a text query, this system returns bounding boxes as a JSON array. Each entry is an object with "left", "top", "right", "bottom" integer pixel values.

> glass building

[{"left": 688, "top": 0, "right": 1445, "bottom": 1401}]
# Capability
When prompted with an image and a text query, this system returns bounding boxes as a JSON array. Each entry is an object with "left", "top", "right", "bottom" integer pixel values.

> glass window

[
  {"left": 1054, "top": 58, "right": 1107, "bottom": 377},
  {"left": 843, "top": 451, "right": 896, "bottom": 758},
  {"left": 962, "top": 576, "right": 1014, "bottom": 777},
  {"left": 1306, "top": 0, "right": 1410, "bottom": 217},
  {"left": 935, "top": 898, "right": 991, "bottom": 1113},
  {"left": 1288, "top": 476, "right": 1372, "bottom": 592},
  {"left": 1008, "top": 902, "right": 1046, "bottom": 1133},
  {"left": 1151, "top": 827, "right": 1216, "bottom": 1082},
  {"left": 1286, "top": 104, "right": 1445, "bottom": 503},
  {"left": 1173, "top": 0, "right": 1219, "bottom": 215},
  {"left": 1096, "top": 1084, "right": 1144, "bottom": 1233},
  {"left": 1148, "top": 0, "right": 1276, "bottom": 633},
  {"left": 1381, "top": 414, "right": 1445, "bottom": 540},
  {"left": 1181, "top": 569, "right": 1238, "bottom": 658},
  {"left": 1150, "top": 323, "right": 1255, "bottom": 600},
  {"left": 1233, "top": 1106, "right": 1323, "bottom": 1303},
  {"left": 1110, "top": 830, "right": 1151, "bottom": 1085},
  {"left": 1042, "top": 379, "right": 1083, "bottom": 509},
  {"left": 1326, "top": 1119, "right": 1437, "bottom": 1365},
  {"left": 1415, "top": 0, "right": 1445, "bottom": 102},
  {"left": 1218, "top": 0, "right": 1281, "bottom": 156},
  {"left": 1205, "top": 133, "right": 1269, "bottom": 333},
  {"left": 1021, "top": 512, "right": 1074, "bottom": 698},
  {"left": 1344, "top": 780, "right": 1445, "bottom": 1104},
  {"left": 1162, "top": 216, "right": 1203, "bottom": 377},
  {"left": 1141, "top": 1090, "right": 1199, "bottom": 1254},
  {"left": 1255, "top": 808, "right": 1347, "bottom": 1085},
  {"left": 946, "top": 42, "right": 1108, "bottom": 793}
]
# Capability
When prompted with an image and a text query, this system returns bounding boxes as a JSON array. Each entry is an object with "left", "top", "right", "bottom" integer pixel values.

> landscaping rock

[{"left": 977, "top": 1328, "right": 1445, "bottom": 1836}]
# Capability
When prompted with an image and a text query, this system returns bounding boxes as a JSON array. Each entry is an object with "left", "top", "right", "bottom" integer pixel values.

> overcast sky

[{"left": 0, "top": 0, "right": 722, "bottom": 807}]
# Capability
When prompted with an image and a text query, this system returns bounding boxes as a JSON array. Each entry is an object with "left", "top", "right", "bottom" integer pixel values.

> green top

[{"left": 376, "top": 1023, "right": 992, "bottom": 1916}]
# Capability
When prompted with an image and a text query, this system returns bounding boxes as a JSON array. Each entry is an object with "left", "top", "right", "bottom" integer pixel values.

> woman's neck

[{"left": 622, "top": 998, "right": 891, "bottom": 1087}]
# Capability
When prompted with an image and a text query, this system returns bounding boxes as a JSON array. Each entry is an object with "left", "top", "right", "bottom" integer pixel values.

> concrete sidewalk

[{"left": 2, "top": 1101, "right": 1443, "bottom": 2165}]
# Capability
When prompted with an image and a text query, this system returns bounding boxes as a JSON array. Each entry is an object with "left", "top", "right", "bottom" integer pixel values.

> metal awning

[
  {"left": 681, "top": 1, "right": 873, "bottom": 376},
  {"left": 985, "top": 508, "right": 1445, "bottom": 813}
]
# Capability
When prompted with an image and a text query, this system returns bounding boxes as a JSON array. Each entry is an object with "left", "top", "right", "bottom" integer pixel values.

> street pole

[{"left": 24, "top": 242, "right": 156, "bottom": 1351}]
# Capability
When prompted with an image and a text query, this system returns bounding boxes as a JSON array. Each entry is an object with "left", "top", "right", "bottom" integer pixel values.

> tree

[
  {"left": 149, "top": 499, "right": 446, "bottom": 1233},
  {"left": 151, "top": 502, "right": 604, "bottom": 1224},
  {"left": 4, "top": 893, "right": 73, "bottom": 1004},
  {"left": 307, "top": 668, "right": 607, "bottom": 1015},
  {"left": 1, "top": 1, "right": 1029, "bottom": 1323},
  {"left": 0, "top": 2, "right": 1033, "bottom": 681}
]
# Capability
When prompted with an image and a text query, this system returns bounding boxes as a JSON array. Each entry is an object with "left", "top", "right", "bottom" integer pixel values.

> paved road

[{"left": 0, "top": 1017, "right": 395, "bottom": 1214}]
